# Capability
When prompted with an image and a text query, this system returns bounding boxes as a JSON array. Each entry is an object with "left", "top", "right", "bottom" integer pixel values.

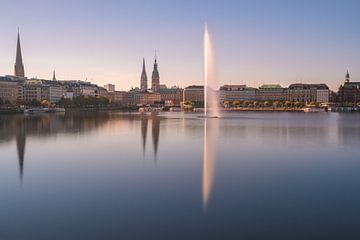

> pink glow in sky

[{"left": 0, "top": 0, "right": 359, "bottom": 91}]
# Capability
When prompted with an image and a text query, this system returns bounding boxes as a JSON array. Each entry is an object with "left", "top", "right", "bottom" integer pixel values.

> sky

[{"left": 0, "top": 0, "right": 360, "bottom": 91}]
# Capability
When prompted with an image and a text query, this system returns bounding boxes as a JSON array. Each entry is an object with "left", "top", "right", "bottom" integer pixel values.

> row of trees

[
  {"left": 182, "top": 101, "right": 205, "bottom": 111},
  {"left": 223, "top": 100, "right": 308, "bottom": 108},
  {"left": 182, "top": 100, "right": 309, "bottom": 110},
  {"left": 1, "top": 95, "right": 112, "bottom": 108}
]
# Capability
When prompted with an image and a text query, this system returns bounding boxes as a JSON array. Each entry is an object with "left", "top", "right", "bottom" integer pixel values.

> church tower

[
  {"left": 14, "top": 30, "right": 25, "bottom": 77},
  {"left": 52, "top": 69, "right": 57, "bottom": 81},
  {"left": 140, "top": 58, "right": 148, "bottom": 92},
  {"left": 346, "top": 69, "right": 350, "bottom": 83},
  {"left": 151, "top": 56, "right": 160, "bottom": 93}
]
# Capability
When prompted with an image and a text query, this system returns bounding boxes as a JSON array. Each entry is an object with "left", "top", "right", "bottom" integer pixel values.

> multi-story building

[
  {"left": 22, "top": 79, "right": 43, "bottom": 102},
  {"left": 287, "top": 83, "right": 329, "bottom": 103},
  {"left": 134, "top": 92, "right": 161, "bottom": 105},
  {"left": 219, "top": 85, "right": 256, "bottom": 102},
  {"left": 109, "top": 91, "right": 134, "bottom": 105},
  {"left": 316, "top": 88, "right": 330, "bottom": 104},
  {"left": 79, "top": 81, "right": 99, "bottom": 96},
  {"left": 256, "top": 84, "right": 287, "bottom": 102},
  {"left": 62, "top": 81, "right": 82, "bottom": 98},
  {"left": 183, "top": 85, "right": 204, "bottom": 103},
  {"left": 159, "top": 85, "right": 183, "bottom": 106},
  {"left": 62, "top": 81, "right": 99, "bottom": 98},
  {"left": 338, "top": 71, "right": 360, "bottom": 103},
  {"left": 22, "top": 79, "right": 65, "bottom": 103},
  {"left": 0, "top": 76, "right": 23, "bottom": 104}
]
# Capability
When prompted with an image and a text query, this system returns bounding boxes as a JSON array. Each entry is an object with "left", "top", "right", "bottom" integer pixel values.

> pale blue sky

[{"left": 0, "top": 0, "right": 359, "bottom": 90}]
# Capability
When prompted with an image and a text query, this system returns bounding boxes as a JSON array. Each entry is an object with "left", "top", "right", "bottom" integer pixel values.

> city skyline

[{"left": 0, "top": 0, "right": 360, "bottom": 91}]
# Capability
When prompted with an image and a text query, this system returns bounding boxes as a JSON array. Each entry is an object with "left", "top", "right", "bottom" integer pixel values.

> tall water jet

[
  {"left": 202, "top": 23, "right": 220, "bottom": 212},
  {"left": 204, "top": 24, "right": 219, "bottom": 117}
]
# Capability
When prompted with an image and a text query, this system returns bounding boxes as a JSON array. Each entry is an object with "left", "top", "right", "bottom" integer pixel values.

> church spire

[
  {"left": 140, "top": 58, "right": 148, "bottom": 92},
  {"left": 346, "top": 69, "right": 350, "bottom": 83},
  {"left": 151, "top": 53, "right": 160, "bottom": 93},
  {"left": 53, "top": 69, "right": 56, "bottom": 81},
  {"left": 14, "top": 29, "right": 25, "bottom": 77}
]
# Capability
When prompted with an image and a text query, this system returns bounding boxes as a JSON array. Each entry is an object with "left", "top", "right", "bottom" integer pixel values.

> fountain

[
  {"left": 202, "top": 23, "right": 220, "bottom": 212},
  {"left": 204, "top": 24, "right": 220, "bottom": 118}
]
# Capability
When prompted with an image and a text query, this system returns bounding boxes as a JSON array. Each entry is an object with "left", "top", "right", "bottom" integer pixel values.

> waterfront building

[
  {"left": 79, "top": 81, "right": 99, "bottom": 96},
  {"left": 338, "top": 70, "right": 360, "bottom": 103},
  {"left": 62, "top": 81, "right": 99, "bottom": 97},
  {"left": 47, "top": 80, "right": 66, "bottom": 103},
  {"left": 219, "top": 85, "right": 256, "bottom": 102},
  {"left": 0, "top": 76, "right": 23, "bottom": 104},
  {"left": 23, "top": 79, "right": 65, "bottom": 103},
  {"left": 62, "top": 81, "right": 82, "bottom": 98},
  {"left": 109, "top": 91, "right": 128, "bottom": 104},
  {"left": 316, "top": 88, "right": 330, "bottom": 104},
  {"left": 22, "top": 79, "right": 43, "bottom": 102},
  {"left": 134, "top": 91, "right": 161, "bottom": 105},
  {"left": 14, "top": 30, "right": 25, "bottom": 78},
  {"left": 151, "top": 57, "right": 160, "bottom": 93},
  {"left": 287, "top": 83, "right": 329, "bottom": 103},
  {"left": 183, "top": 85, "right": 204, "bottom": 103},
  {"left": 159, "top": 85, "right": 183, "bottom": 106},
  {"left": 256, "top": 84, "right": 287, "bottom": 102}
]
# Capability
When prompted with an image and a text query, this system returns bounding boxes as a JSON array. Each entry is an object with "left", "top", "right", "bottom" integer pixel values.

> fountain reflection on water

[
  {"left": 202, "top": 24, "right": 220, "bottom": 212},
  {"left": 202, "top": 117, "right": 219, "bottom": 212}
]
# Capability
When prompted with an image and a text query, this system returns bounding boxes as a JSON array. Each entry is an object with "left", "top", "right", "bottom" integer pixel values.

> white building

[{"left": 104, "top": 84, "right": 115, "bottom": 92}]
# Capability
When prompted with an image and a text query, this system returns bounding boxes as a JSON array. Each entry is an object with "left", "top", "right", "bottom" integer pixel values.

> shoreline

[{"left": 1, "top": 106, "right": 359, "bottom": 115}]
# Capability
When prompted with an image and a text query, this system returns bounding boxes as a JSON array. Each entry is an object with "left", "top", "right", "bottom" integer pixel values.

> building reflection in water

[
  {"left": 0, "top": 112, "right": 164, "bottom": 183},
  {"left": 0, "top": 112, "right": 114, "bottom": 183},
  {"left": 140, "top": 113, "right": 161, "bottom": 163},
  {"left": 16, "top": 118, "right": 26, "bottom": 182},
  {"left": 152, "top": 114, "right": 160, "bottom": 161},
  {"left": 141, "top": 114, "right": 148, "bottom": 155},
  {"left": 202, "top": 118, "right": 219, "bottom": 212}
]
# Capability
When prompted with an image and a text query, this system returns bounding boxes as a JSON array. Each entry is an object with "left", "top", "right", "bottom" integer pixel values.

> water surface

[{"left": 1, "top": 112, "right": 360, "bottom": 239}]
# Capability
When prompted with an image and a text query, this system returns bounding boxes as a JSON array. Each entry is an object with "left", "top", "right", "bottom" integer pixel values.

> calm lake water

[{"left": 1, "top": 111, "right": 360, "bottom": 239}]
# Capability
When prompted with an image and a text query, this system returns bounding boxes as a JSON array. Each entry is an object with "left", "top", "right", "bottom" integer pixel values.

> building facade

[
  {"left": 134, "top": 92, "right": 161, "bottom": 105},
  {"left": 0, "top": 76, "right": 23, "bottom": 104},
  {"left": 219, "top": 85, "right": 256, "bottom": 102},
  {"left": 109, "top": 91, "right": 127, "bottom": 104},
  {"left": 256, "top": 84, "right": 287, "bottom": 102},
  {"left": 183, "top": 85, "right": 204, "bottom": 103},
  {"left": 22, "top": 79, "right": 43, "bottom": 102},
  {"left": 159, "top": 85, "right": 183, "bottom": 106},
  {"left": 22, "top": 79, "right": 65, "bottom": 103},
  {"left": 287, "top": 83, "right": 329, "bottom": 103}
]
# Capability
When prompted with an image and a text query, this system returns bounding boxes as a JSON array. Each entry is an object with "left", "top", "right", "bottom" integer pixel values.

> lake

[{"left": 1, "top": 111, "right": 360, "bottom": 239}]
